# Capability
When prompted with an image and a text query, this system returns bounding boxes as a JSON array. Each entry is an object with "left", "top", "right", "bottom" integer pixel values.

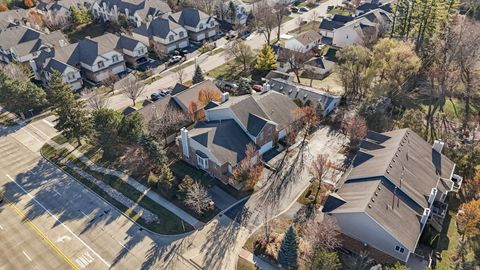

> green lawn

[
  {"left": 237, "top": 257, "right": 258, "bottom": 270},
  {"left": 434, "top": 196, "right": 476, "bottom": 269},
  {"left": 40, "top": 144, "right": 194, "bottom": 234},
  {"left": 170, "top": 60, "right": 195, "bottom": 72},
  {"left": 206, "top": 60, "right": 252, "bottom": 81},
  {"left": 420, "top": 98, "right": 480, "bottom": 122},
  {"left": 327, "top": 7, "right": 352, "bottom": 16},
  {"left": 288, "top": 21, "right": 321, "bottom": 35}
]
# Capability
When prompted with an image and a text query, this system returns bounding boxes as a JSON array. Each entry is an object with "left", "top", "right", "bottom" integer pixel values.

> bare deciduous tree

[
  {"left": 253, "top": 0, "right": 278, "bottom": 45},
  {"left": 104, "top": 71, "right": 119, "bottom": 94},
  {"left": 176, "top": 68, "right": 185, "bottom": 84},
  {"left": 226, "top": 39, "right": 255, "bottom": 72},
  {"left": 279, "top": 48, "right": 313, "bottom": 83},
  {"left": 273, "top": 1, "right": 290, "bottom": 43},
  {"left": 301, "top": 216, "right": 341, "bottom": 255},
  {"left": 82, "top": 88, "right": 109, "bottom": 110},
  {"left": 184, "top": 181, "right": 212, "bottom": 214},
  {"left": 309, "top": 154, "right": 334, "bottom": 206},
  {"left": 148, "top": 107, "right": 191, "bottom": 145},
  {"left": 44, "top": 11, "right": 71, "bottom": 30},
  {"left": 230, "top": 144, "right": 263, "bottom": 189},
  {"left": 341, "top": 115, "right": 367, "bottom": 150},
  {"left": 119, "top": 74, "right": 145, "bottom": 106}
]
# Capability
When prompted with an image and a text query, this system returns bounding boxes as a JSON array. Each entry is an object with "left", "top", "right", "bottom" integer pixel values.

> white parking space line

[
  {"left": 22, "top": 251, "right": 32, "bottom": 262},
  {"left": 5, "top": 174, "right": 111, "bottom": 268}
]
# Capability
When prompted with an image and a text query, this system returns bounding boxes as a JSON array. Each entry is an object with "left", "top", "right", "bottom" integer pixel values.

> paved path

[
  {"left": 49, "top": 141, "right": 204, "bottom": 229},
  {"left": 239, "top": 249, "right": 278, "bottom": 270}
]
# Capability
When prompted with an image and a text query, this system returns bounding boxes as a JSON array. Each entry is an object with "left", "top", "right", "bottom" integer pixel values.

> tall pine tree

[
  {"left": 48, "top": 71, "right": 91, "bottom": 145},
  {"left": 278, "top": 225, "right": 299, "bottom": 270},
  {"left": 192, "top": 65, "right": 205, "bottom": 85},
  {"left": 255, "top": 43, "right": 277, "bottom": 73}
]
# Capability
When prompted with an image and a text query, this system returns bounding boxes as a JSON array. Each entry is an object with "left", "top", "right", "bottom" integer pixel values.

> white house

[
  {"left": 168, "top": 8, "right": 219, "bottom": 42},
  {"left": 216, "top": 0, "right": 248, "bottom": 25},
  {"left": 285, "top": 30, "right": 322, "bottom": 53}
]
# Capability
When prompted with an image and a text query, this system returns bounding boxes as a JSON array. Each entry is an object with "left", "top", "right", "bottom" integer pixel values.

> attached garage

[
  {"left": 196, "top": 34, "right": 205, "bottom": 41},
  {"left": 167, "top": 45, "right": 176, "bottom": 52},
  {"left": 208, "top": 30, "right": 216, "bottom": 37},
  {"left": 179, "top": 40, "right": 189, "bottom": 48},
  {"left": 259, "top": 141, "right": 273, "bottom": 154}
]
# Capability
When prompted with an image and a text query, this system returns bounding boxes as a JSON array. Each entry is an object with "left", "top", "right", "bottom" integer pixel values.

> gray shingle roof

[
  {"left": 295, "top": 29, "right": 322, "bottom": 46},
  {"left": 169, "top": 7, "right": 212, "bottom": 28},
  {"left": 189, "top": 120, "right": 256, "bottom": 165},
  {"left": 172, "top": 80, "right": 223, "bottom": 112},
  {"left": 92, "top": 33, "right": 142, "bottom": 51},
  {"left": 319, "top": 19, "right": 345, "bottom": 31},
  {"left": 100, "top": 0, "right": 171, "bottom": 18},
  {"left": 133, "top": 17, "right": 183, "bottom": 39}
]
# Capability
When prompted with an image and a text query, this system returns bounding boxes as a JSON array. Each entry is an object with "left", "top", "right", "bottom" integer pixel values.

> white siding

[{"left": 332, "top": 212, "right": 411, "bottom": 262}]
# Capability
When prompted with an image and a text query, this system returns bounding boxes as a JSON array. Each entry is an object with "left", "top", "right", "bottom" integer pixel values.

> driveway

[{"left": 208, "top": 186, "right": 237, "bottom": 211}]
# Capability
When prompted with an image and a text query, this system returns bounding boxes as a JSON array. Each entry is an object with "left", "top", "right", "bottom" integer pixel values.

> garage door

[
  {"left": 167, "top": 45, "right": 176, "bottom": 52},
  {"left": 259, "top": 141, "right": 273, "bottom": 154},
  {"left": 208, "top": 30, "right": 216, "bottom": 37},
  {"left": 197, "top": 34, "right": 205, "bottom": 41},
  {"left": 179, "top": 41, "right": 189, "bottom": 48}
]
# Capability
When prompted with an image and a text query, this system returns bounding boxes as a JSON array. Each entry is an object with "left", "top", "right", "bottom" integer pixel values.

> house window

[
  {"left": 169, "top": 35, "right": 174, "bottom": 42},
  {"left": 112, "top": 55, "right": 119, "bottom": 62},
  {"left": 137, "top": 48, "right": 144, "bottom": 55},
  {"left": 199, "top": 23, "right": 204, "bottom": 30},
  {"left": 97, "top": 61, "right": 105, "bottom": 68},
  {"left": 66, "top": 72, "right": 75, "bottom": 80},
  {"left": 395, "top": 246, "right": 405, "bottom": 253},
  {"left": 179, "top": 31, "right": 185, "bottom": 38},
  {"left": 210, "top": 21, "right": 214, "bottom": 27},
  {"left": 197, "top": 155, "right": 208, "bottom": 169}
]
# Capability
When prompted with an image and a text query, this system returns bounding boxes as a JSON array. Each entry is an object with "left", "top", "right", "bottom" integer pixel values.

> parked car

[
  {"left": 168, "top": 55, "right": 182, "bottom": 65},
  {"left": 299, "top": 7, "right": 310, "bottom": 12},
  {"left": 215, "top": 79, "right": 238, "bottom": 91},
  {"left": 239, "top": 31, "right": 251, "bottom": 40},
  {"left": 150, "top": 93, "right": 162, "bottom": 101},
  {"left": 252, "top": 84, "right": 263, "bottom": 92},
  {"left": 290, "top": 6, "right": 299, "bottom": 13}
]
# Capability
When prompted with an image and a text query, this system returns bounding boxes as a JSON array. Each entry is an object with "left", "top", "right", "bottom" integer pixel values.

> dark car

[
  {"left": 239, "top": 31, "right": 251, "bottom": 40},
  {"left": 291, "top": 6, "right": 299, "bottom": 13},
  {"left": 150, "top": 93, "right": 162, "bottom": 101}
]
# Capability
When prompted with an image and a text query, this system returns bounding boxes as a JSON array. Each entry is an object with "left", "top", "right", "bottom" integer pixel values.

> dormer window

[
  {"left": 210, "top": 21, "right": 214, "bottom": 27},
  {"left": 169, "top": 35, "right": 174, "bottom": 42},
  {"left": 199, "top": 23, "right": 204, "bottom": 30},
  {"left": 66, "top": 72, "right": 75, "bottom": 80},
  {"left": 179, "top": 31, "right": 185, "bottom": 38},
  {"left": 112, "top": 55, "right": 119, "bottom": 62},
  {"left": 97, "top": 61, "right": 105, "bottom": 68}
]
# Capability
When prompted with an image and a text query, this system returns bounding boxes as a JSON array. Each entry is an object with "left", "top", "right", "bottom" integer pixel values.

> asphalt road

[{"left": 0, "top": 118, "right": 181, "bottom": 270}]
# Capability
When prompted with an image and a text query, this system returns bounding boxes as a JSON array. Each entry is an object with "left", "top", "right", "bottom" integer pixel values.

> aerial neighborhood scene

[{"left": 0, "top": 0, "right": 480, "bottom": 267}]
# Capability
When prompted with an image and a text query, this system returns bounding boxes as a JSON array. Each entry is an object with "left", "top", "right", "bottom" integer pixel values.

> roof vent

[
  {"left": 378, "top": 186, "right": 382, "bottom": 190},
  {"left": 374, "top": 192, "right": 378, "bottom": 196},
  {"left": 371, "top": 198, "right": 375, "bottom": 202},
  {"left": 368, "top": 204, "right": 372, "bottom": 208}
]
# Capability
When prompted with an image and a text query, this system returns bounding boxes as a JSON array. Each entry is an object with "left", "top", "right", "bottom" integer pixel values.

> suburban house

[
  {"left": 323, "top": 129, "right": 463, "bottom": 265},
  {"left": 264, "top": 70, "right": 294, "bottom": 82},
  {"left": 91, "top": 0, "right": 171, "bottom": 27},
  {"left": 304, "top": 47, "right": 338, "bottom": 76},
  {"left": 168, "top": 8, "right": 219, "bottom": 42},
  {"left": 355, "top": 1, "right": 392, "bottom": 16},
  {"left": 91, "top": 33, "right": 148, "bottom": 67},
  {"left": 170, "top": 80, "right": 224, "bottom": 117},
  {"left": 0, "top": 25, "right": 68, "bottom": 63},
  {"left": 319, "top": 6, "right": 392, "bottom": 48},
  {"left": 0, "top": 9, "right": 30, "bottom": 31},
  {"left": 31, "top": 35, "right": 128, "bottom": 90},
  {"left": 36, "top": 0, "right": 93, "bottom": 18},
  {"left": 285, "top": 30, "right": 322, "bottom": 53},
  {"left": 177, "top": 91, "right": 300, "bottom": 183},
  {"left": 131, "top": 16, "right": 189, "bottom": 54},
  {"left": 216, "top": 0, "right": 248, "bottom": 25},
  {"left": 264, "top": 78, "right": 341, "bottom": 115}
]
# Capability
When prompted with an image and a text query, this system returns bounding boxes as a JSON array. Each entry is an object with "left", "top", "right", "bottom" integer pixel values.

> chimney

[
  {"left": 432, "top": 139, "right": 444, "bottom": 153},
  {"left": 221, "top": 92, "right": 229, "bottom": 102},
  {"left": 420, "top": 208, "right": 431, "bottom": 225},
  {"left": 428, "top": 187, "right": 437, "bottom": 205},
  {"left": 180, "top": 127, "right": 189, "bottom": 158}
]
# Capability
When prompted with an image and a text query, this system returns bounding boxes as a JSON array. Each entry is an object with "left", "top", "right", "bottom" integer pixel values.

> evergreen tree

[
  {"left": 192, "top": 65, "right": 205, "bottom": 85},
  {"left": 92, "top": 108, "right": 122, "bottom": 160},
  {"left": 49, "top": 71, "right": 91, "bottom": 145},
  {"left": 118, "top": 112, "right": 144, "bottom": 144},
  {"left": 0, "top": 72, "right": 47, "bottom": 117},
  {"left": 255, "top": 43, "right": 277, "bottom": 73},
  {"left": 310, "top": 251, "right": 341, "bottom": 270},
  {"left": 139, "top": 134, "right": 167, "bottom": 168},
  {"left": 158, "top": 164, "right": 175, "bottom": 191},
  {"left": 177, "top": 175, "right": 194, "bottom": 199},
  {"left": 236, "top": 79, "right": 251, "bottom": 95},
  {"left": 278, "top": 225, "right": 299, "bottom": 270},
  {"left": 70, "top": 7, "right": 91, "bottom": 24}
]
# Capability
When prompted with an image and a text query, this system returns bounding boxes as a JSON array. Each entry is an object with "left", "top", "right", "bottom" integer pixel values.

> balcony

[{"left": 451, "top": 174, "right": 463, "bottom": 192}]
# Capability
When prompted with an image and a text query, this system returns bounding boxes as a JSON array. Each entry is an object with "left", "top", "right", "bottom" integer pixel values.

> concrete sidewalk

[
  {"left": 239, "top": 249, "right": 278, "bottom": 270},
  {"left": 50, "top": 141, "right": 204, "bottom": 229}
]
